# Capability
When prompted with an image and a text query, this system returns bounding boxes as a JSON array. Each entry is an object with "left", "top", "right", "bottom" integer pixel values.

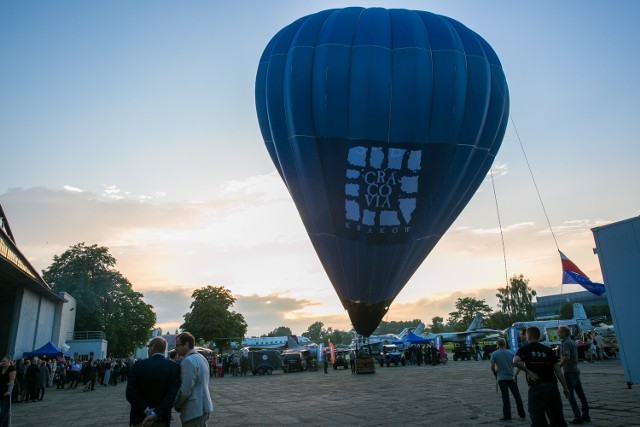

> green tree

[
  {"left": 496, "top": 274, "right": 537, "bottom": 320},
  {"left": 487, "top": 311, "right": 515, "bottom": 330},
  {"left": 324, "top": 329, "right": 352, "bottom": 346},
  {"left": 266, "top": 326, "right": 292, "bottom": 337},
  {"left": 428, "top": 316, "right": 445, "bottom": 334},
  {"left": 181, "top": 285, "right": 247, "bottom": 350},
  {"left": 447, "top": 297, "right": 493, "bottom": 331},
  {"left": 372, "top": 319, "right": 423, "bottom": 335},
  {"left": 43, "top": 243, "right": 156, "bottom": 357},
  {"left": 302, "top": 321, "right": 324, "bottom": 342}
]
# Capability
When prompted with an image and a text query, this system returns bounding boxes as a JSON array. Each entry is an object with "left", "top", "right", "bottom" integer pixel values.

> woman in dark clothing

[
  {"left": 81, "top": 362, "right": 93, "bottom": 391},
  {"left": 25, "top": 360, "right": 39, "bottom": 402}
]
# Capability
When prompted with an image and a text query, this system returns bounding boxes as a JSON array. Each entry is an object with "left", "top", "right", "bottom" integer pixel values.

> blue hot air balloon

[{"left": 255, "top": 7, "right": 509, "bottom": 337}]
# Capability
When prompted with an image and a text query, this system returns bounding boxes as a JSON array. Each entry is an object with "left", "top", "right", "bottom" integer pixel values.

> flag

[
  {"left": 329, "top": 341, "right": 335, "bottom": 363},
  {"left": 560, "top": 250, "right": 606, "bottom": 296}
]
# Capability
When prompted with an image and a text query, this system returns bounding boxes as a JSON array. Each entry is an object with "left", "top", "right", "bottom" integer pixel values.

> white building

[{"left": 0, "top": 205, "right": 77, "bottom": 358}]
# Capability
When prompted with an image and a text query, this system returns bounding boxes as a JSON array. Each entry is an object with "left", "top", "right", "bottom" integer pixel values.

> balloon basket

[{"left": 355, "top": 357, "right": 376, "bottom": 374}]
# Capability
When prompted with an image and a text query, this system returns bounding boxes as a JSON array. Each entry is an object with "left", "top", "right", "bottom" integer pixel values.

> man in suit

[
  {"left": 126, "top": 337, "right": 181, "bottom": 427},
  {"left": 173, "top": 332, "right": 213, "bottom": 427}
]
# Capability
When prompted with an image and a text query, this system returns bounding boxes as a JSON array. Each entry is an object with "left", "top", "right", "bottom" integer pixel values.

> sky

[{"left": 1, "top": 1, "right": 639, "bottom": 337}]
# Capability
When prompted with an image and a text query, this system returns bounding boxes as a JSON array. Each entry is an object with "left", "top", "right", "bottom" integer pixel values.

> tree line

[{"left": 45, "top": 243, "right": 607, "bottom": 355}]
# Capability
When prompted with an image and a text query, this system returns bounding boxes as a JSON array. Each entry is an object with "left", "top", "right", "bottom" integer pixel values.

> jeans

[
  {"left": 528, "top": 382, "right": 567, "bottom": 427},
  {"left": 564, "top": 371, "right": 589, "bottom": 420},
  {"left": 498, "top": 379, "right": 526, "bottom": 419}
]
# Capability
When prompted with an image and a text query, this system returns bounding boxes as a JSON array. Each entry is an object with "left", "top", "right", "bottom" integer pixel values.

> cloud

[
  {"left": 63, "top": 185, "right": 83, "bottom": 192},
  {"left": 146, "top": 289, "right": 346, "bottom": 337},
  {"left": 0, "top": 175, "right": 611, "bottom": 337},
  {"left": 489, "top": 162, "right": 508, "bottom": 179},
  {"left": 469, "top": 221, "right": 536, "bottom": 235}
]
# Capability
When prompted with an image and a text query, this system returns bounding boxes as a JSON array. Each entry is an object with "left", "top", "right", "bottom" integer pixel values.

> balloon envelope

[{"left": 255, "top": 7, "right": 509, "bottom": 336}]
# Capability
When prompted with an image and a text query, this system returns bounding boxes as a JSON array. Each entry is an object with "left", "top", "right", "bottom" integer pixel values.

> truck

[{"left": 378, "top": 344, "right": 405, "bottom": 367}]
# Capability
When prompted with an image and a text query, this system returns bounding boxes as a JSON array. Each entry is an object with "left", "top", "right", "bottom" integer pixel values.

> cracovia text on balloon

[{"left": 344, "top": 145, "right": 420, "bottom": 240}]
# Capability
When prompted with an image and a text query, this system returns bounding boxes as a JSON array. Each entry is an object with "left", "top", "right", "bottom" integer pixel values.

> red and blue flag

[{"left": 559, "top": 250, "right": 606, "bottom": 296}]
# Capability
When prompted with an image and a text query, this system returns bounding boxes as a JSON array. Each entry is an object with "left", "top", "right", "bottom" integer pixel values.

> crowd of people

[
  {"left": 7, "top": 357, "right": 132, "bottom": 403},
  {"left": 578, "top": 330, "right": 613, "bottom": 363},
  {"left": 398, "top": 343, "right": 449, "bottom": 366},
  {"left": 205, "top": 353, "right": 249, "bottom": 378},
  {"left": 0, "top": 355, "right": 134, "bottom": 426},
  {"left": 0, "top": 325, "right": 617, "bottom": 427}
]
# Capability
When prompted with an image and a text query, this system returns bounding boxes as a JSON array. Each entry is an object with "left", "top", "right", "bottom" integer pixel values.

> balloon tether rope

[
  {"left": 509, "top": 114, "right": 565, "bottom": 321},
  {"left": 490, "top": 168, "right": 509, "bottom": 289}
]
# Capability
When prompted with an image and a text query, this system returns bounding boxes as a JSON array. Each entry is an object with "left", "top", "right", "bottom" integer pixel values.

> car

[
  {"left": 380, "top": 344, "right": 405, "bottom": 367},
  {"left": 282, "top": 351, "right": 307, "bottom": 372},
  {"left": 333, "top": 350, "right": 349, "bottom": 369}
]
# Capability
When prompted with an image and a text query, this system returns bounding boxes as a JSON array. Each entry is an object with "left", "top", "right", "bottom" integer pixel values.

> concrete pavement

[{"left": 9, "top": 358, "right": 639, "bottom": 426}]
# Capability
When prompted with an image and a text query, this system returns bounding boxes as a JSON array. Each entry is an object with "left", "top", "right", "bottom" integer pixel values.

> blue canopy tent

[
  {"left": 393, "top": 331, "right": 432, "bottom": 345},
  {"left": 22, "top": 341, "right": 64, "bottom": 359}
]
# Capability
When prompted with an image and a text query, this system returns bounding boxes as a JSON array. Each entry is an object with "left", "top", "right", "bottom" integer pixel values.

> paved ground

[{"left": 9, "top": 358, "right": 639, "bottom": 426}]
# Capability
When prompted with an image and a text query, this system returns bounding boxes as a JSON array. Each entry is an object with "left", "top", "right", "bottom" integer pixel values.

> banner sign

[{"left": 507, "top": 326, "right": 519, "bottom": 351}]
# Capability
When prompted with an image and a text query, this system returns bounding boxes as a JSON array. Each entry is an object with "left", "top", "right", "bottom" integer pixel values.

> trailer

[
  {"left": 242, "top": 348, "right": 283, "bottom": 375},
  {"left": 593, "top": 216, "right": 640, "bottom": 387}
]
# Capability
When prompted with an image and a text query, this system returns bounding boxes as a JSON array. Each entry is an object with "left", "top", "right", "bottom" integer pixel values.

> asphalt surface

[{"left": 9, "top": 357, "right": 640, "bottom": 426}]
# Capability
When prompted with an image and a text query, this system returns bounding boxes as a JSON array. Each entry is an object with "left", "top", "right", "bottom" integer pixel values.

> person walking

[
  {"left": 126, "top": 337, "right": 181, "bottom": 426},
  {"left": 438, "top": 343, "right": 447, "bottom": 365},
  {"left": 513, "top": 326, "right": 570, "bottom": 427},
  {"left": 490, "top": 338, "right": 526, "bottom": 422},
  {"left": 558, "top": 326, "right": 591, "bottom": 424},
  {"left": 174, "top": 332, "right": 213, "bottom": 427},
  {"left": 323, "top": 352, "right": 329, "bottom": 374}
]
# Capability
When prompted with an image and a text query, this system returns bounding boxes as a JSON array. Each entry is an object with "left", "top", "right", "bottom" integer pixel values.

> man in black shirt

[{"left": 513, "top": 326, "right": 570, "bottom": 427}]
